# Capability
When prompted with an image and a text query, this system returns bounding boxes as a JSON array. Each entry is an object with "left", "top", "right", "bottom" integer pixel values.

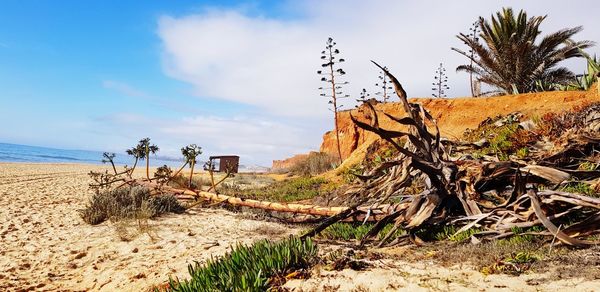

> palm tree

[{"left": 452, "top": 8, "right": 593, "bottom": 94}]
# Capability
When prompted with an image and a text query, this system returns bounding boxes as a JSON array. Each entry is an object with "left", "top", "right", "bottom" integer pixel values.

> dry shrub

[
  {"left": 80, "top": 186, "right": 185, "bottom": 225},
  {"left": 290, "top": 152, "right": 337, "bottom": 176},
  {"left": 534, "top": 101, "right": 599, "bottom": 139},
  {"left": 114, "top": 220, "right": 140, "bottom": 242},
  {"left": 192, "top": 176, "right": 213, "bottom": 188},
  {"left": 169, "top": 174, "right": 201, "bottom": 189},
  {"left": 398, "top": 239, "right": 545, "bottom": 276},
  {"left": 114, "top": 201, "right": 157, "bottom": 242}
]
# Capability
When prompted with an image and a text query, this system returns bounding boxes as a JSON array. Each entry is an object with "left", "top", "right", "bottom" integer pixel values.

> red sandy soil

[{"left": 314, "top": 87, "right": 600, "bottom": 167}]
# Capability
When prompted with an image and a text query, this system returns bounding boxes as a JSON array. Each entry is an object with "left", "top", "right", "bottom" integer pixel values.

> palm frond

[{"left": 453, "top": 7, "right": 591, "bottom": 94}]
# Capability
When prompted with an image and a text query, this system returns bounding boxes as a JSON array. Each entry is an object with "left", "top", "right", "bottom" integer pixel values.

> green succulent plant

[{"left": 168, "top": 237, "right": 317, "bottom": 291}]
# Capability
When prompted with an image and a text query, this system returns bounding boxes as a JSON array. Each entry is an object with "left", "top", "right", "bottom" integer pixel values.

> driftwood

[
  {"left": 151, "top": 181, "right": 410, "bottom": 220},
  {"left": 90, "top": 173, "right": 408, "bottom": 222}
]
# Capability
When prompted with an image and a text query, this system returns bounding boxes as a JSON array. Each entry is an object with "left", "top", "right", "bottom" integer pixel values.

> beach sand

[
  {"left": 1, "top": 163, "right": 599, "bottom": 291},
  {"left": 0, "top": 163, "right": 300, "bottom": 291}
]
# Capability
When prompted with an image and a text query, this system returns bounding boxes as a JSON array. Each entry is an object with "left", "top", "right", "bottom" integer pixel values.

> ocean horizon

[{"left": 0, "top": 142, "right": 183, "bottom": 167}]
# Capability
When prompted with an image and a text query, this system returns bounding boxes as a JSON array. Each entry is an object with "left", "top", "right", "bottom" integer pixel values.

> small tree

[
  {"left": 125, "top": 138, "right": 158, "bottom": 179},
  {"left": 432, "top": 63, "right": 450, "bottom": 98},
  {"left": 140, "top": 138, "right": 159, "bottom": 180},
  {"left": 375, "top": 67, "right": 395, "bottom": 102},
  {"left": 126, "top": 142, "right": 146, "bottom": 177},
  {"left": 317, "top": 37, "right": 348, "bottom": 163},
  {"left": 181, "top": 144, "right": 202, "bottom": 188},
  {"left": 101, "top": 152, "right": 118, "bottom": 174}
]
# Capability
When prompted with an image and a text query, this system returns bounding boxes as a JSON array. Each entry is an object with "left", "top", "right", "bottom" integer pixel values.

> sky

[{"left": 1, "top": 0, "right": 599, "bottom": 166}]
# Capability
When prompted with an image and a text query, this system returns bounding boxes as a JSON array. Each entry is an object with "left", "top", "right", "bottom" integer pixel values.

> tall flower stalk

[{"left": 317, "top": 37, "right": 349, "bottom": 164}]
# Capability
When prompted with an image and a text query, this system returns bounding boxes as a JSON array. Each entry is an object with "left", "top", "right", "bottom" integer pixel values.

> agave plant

[
  {"left": 356, "top": 88, "right": 370, "bottom": 105},
  {"left": 552, "top": 50, "right": 600, "bottom": 92},
  {"left": 431, "top": 62, "right": 450, "bottom": 97},
  {"left": 374, "top": 66, "right": 395, "bottom": 102},
  {"left": 576, "top": 50, "right": 600, "bottom": 92},
  {"left": 452, "top": 7, "right": 593, "bottom": 95},
  {"left": 317, "top": 37, "right": 349, "bottom": 164}
]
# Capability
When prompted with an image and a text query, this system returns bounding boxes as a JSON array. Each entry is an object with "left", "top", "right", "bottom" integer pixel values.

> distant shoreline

[
  {"left": 0, "top": 142, "right": 183, "bottom": 168},
  {"left": 0, "top": 143, "right": 270, "bottom": 172}
]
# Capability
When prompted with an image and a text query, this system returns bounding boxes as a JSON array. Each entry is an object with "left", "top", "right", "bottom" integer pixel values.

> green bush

[
  {"left": 80, "top": 186, "right": 185, "bottom": 225},
  {"left": 426, "top": 225, "right": 479, "bottom": 242},
  {"left": 168, "top": 237, "right": 318, "bottom": 291},
  {"left": 319, "top": 223, "right": 373, "bottom": 241},
  {"left": 318, "top": 222, "right": 404, "bottom": 242},
  {"left": 219, "top": 176, "right": 331, "bottom": 202},
  {"left": 560, "top": 182, "right": 597, "bottom": 197},
  {"left": 503, "top": 226, "right": 546, "bottom": 244}
]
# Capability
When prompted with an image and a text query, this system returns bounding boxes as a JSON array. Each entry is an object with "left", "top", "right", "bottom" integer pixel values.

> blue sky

[{"left": 1, "top": 1, "right": 599, "bottom": 166}]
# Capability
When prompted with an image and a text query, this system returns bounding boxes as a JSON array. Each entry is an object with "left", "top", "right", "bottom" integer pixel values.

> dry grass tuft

[{"left": 79, "top": 186, "right": 185, "bottom": 225}]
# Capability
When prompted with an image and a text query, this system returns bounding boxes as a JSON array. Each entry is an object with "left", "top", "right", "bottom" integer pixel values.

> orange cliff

[
  {"left": 272, "top": 153, "right": 310, "bottom": 170},
  {"left": 272, "top": 87, "right": 600, "bottom": 169},
  {"left": 323, "top": 88, "right": 600, "bottom": 164}
]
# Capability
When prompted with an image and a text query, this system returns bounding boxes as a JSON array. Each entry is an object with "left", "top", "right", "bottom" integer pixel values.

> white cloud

[
  {"left": 152, "top": 0, "right": 600, "bottom": 164},
  {"left": 157, "top": 0, "right": 600, "bottom": 117},
  {"left": 90, "top": 112, "right": 318, "bottom": 166},
  {"left": 159, "top": 115, "right": 315, "bottom": 162},
  {"left": 158, "top": 11, "right": 325, "bottom": 117}
]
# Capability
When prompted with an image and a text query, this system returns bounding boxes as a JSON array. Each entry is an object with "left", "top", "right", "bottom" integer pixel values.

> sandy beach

[
  {"left": 0, "top": 163, "right": 301, "bottom": 291},
  {"left": 1, "top": 163, "right": 599, "bottom": 291}
]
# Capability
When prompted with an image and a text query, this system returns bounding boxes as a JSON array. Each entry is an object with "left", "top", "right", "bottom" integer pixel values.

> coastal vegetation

[
  {"left": 218, "top": 176, "right": 332, "bottom": 203},
  {"left": 166, "top": 237, "right": 317, "bottom": 291},
  {"left": 318, "top": 37, "right": 349, "bottom": 163},
  {"left": 431, "top": 62, "right": 450, "bottom": 97},
  {"left": 288, "top": 151, "right": 337, "bottom": 176},
  {"left": 452, "top": 7, "right": 592, "bottom": 94},
  {"left": 374, "top": 66, "right": 395, "bottom": 102},
  {"left": 74, "top": 6, "right": 600, "bottom": 291},
  {"left": 79, "top": 186, "right": 185, "bottom": 225}
]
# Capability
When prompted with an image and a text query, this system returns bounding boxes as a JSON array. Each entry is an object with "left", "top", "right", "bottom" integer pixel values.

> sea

[{"left": 0, "top": 142, "right": 183, "bottom": 168}]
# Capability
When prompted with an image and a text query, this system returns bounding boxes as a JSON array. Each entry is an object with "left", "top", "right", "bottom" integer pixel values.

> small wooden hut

[{"left": 208, "top": 155, "right": 240, "bottom": 173}]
